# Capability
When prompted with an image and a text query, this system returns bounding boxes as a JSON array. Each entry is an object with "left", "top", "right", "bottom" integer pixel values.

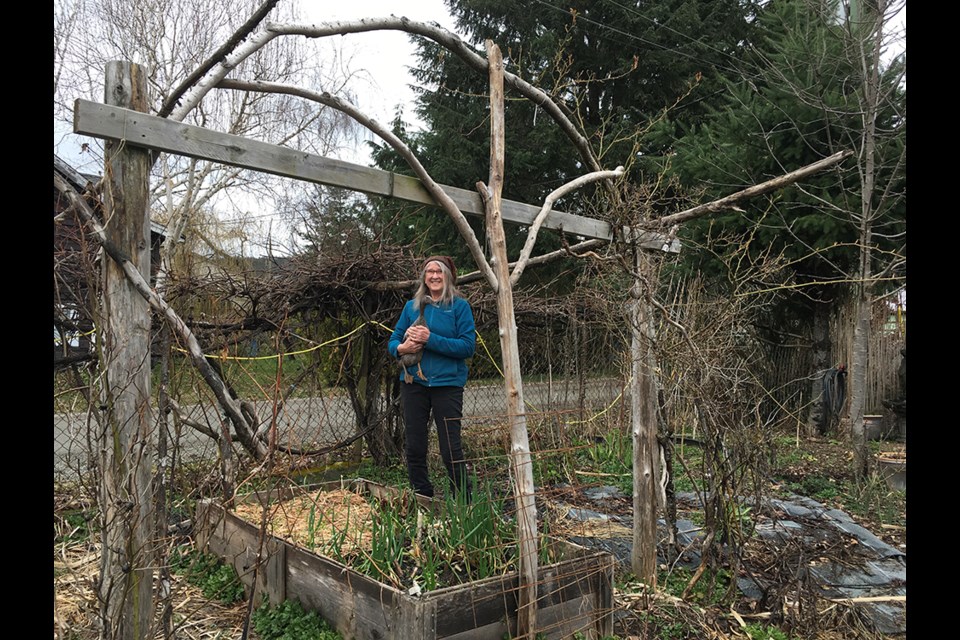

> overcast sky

[
  {"left": 303, "top": 0, "right": 456, "bottom": 143},
  {"left": 54, "top": 0, "right": 456, "bottom": 171}
]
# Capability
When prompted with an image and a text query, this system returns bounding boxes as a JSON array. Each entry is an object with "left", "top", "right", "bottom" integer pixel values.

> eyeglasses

[{"left": 425, "top": 269, "right": 444, "bottom": 275}]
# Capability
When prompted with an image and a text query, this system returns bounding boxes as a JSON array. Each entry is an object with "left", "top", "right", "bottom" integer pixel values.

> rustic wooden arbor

[
  {"left": 76, "top": 36, "right": 684, "bottom": 634},
  {"left": 70, "top": 25, "right": 850, "bottom": 639},
  {"left": 75, "top": 54, "right": 658, "bottom": 638}
]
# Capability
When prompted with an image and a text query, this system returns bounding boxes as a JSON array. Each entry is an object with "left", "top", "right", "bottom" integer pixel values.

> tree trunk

[
  {"left": 849, "top": 0, "right": 886, "bottom": 480},
  {"left": 483, "top": 40, "right": 539, "bottom": 639},
  {"left": 156, "top": 326, "right": 174, "bottom": 640},
  {"left": 97, "top": 60, "right": 154, "bottom": 640},
  {"left": 577, "top": 305, "right": 587, "bottom": 422},
  {"left": 808, "top": 302, "right": 831, "bottom": 436},
  {"left": 658, "top": 389, "right": 679, "bottom": 559},
  {"left": 849, "top": 291, "right": 871, "bottom": 478},
  {"left": 630, "top": 245, "right": 660, "bottom": 587}
]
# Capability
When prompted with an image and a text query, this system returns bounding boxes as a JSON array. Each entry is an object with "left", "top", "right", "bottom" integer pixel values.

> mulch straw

[
  {"left": 234, "top": 487, "right": 375, "bottom": 555},
  {"left": 54, "top": 540, "right": 248, "bottom": 640}
]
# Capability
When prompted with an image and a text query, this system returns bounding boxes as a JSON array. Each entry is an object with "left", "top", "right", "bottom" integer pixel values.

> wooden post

[
  {"left": 629, "top": 239, "right": 659, "bottom": 587},
  {"left": 482, "top": 40, "right": 539, "bottom": 639},
  {"left": 97, "top": 60, "right": 155, "bottom": 640}
]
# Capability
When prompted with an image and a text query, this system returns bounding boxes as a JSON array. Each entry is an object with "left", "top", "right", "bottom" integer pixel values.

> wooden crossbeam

[{"left": 73, "top": 99, "right": 679, "bottom": 251}]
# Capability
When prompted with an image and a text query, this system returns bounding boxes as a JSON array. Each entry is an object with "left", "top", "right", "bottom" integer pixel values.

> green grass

[
  {"left": 784, "top": 474, "right": 840, "bottom": 501},
  {"left": 569, "top": 431, "right": 633, "bottom": 495},
  {"left": 766, "top": 434, "right": 905, "bottom": 529},
  {"left": 55, "top": 509, "right": 93, "bottom": 545},
  {"left": 773, "top": 436, "right": 817, "bottom": 467},
  {"left": 164, "top": 353, "right": 324, "bottom": 403},
  {"left": 633, "top": 608, "right": 703, "bottom": 640},
  {"left": 250, "top": 477, "right": 524, "bottom": 593},
  {"left": 744, "top": 622, "right": 793, "bottom": 640},
  {"left": 669, "top": 438, "right": 706, "bottom": 494},
  {"left": 838, "top": 474, "right": 906, "bottom": 527},
  {"left": 55, "top": 348, "right": 340, "bottom": 409},
  {"left": 352, "top": 459, "right": 409, "bottom": 487},
  {"left": 672, "top": 475, "right": 701, "bottom": 493}
]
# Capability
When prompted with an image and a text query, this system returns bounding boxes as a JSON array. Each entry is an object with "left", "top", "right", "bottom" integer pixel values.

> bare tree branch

[
  {"left": 158, "top": 0, "right": 282, "bottom": 118},
  {"left": 656, "top": 150, "right": 853, "bottom": 227},
  {"left": 510, "top": 167, "right": 624, "bottom": 286},
  {"left": 217, "top": 77, "right": 499, "bottom": 289}
]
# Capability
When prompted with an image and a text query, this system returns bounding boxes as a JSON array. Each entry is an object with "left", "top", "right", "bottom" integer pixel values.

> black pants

[{"left": 401, "top": 383, "right": 470, "bottom": 499}]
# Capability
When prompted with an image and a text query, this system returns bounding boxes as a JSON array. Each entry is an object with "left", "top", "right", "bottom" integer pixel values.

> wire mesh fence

[
  {"left": 54, "top": 291, "right": 905, "bottom": 488},
  {"left": 53, "top": 319, "right": 627, "bottom": 487}
]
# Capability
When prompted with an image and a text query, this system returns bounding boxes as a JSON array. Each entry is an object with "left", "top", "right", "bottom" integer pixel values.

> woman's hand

[
  {"left": 397, "top": 338, "right": 424, "bottom": 356},
  {"left": 405, "top": 325, "right": 431, "bottom": 344}
]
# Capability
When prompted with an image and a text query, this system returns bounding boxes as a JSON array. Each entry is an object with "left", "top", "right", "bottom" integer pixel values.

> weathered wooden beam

[
  {"left": 97, "top": 61, "right": 154, "bottom": 640},
  {"left": 73, "top": 99, "right": 677, "bottom": 250}
]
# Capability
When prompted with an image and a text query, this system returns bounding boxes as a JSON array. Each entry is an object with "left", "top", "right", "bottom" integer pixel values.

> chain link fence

[{"left": 54, "top": 318, "right": 626, "bottom": 486}]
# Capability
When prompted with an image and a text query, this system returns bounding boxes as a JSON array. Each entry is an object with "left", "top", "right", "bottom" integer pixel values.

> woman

[{"left": 388, "top": 256, "right": 475, "bottom": 499}]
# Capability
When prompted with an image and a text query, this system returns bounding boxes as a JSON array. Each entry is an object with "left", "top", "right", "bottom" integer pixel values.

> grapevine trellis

[{"left": 53, "top": 12, "right": 866, "bottom": 640}]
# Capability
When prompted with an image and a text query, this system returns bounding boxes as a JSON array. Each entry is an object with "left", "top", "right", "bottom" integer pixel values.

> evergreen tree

[
  {"left": 369, "top": 0, "right": 761, "bottom": 278},
  {"left": 366, "top": 112, "right": 479, "bottom": 269},
  {"left": 289, "top": 185, "right": 378, "bottom": 257},
  {"left": 654, "top": 0, "right": 904, "bottom": 291},
  {"left": 650, "top": 0, "right": 905, "bottom": 438}
]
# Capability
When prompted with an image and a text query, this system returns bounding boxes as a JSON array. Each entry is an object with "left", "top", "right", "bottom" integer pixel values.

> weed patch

[
  {"left": 633, "top": 607, "right": 703, "bottom": 640},
  {"left": 55, "top": 509, "right": 93, "bottom": 544},
  {"left": 252, "top": 599, "right": 342, "bottom": 640},
  {"left": 786, "top": 474, "right": 839, "bottom": 501},
  {"left": 659, "top": 566, "right": 731, "bottom": 606},
  {"left": 170, "top": 546, "right": 244, "bottom": 604},
  {"left": 839, "top": 474, "right": 906, "bottom": 527},
  {"left": 744, "top": 622, "right": 792, "bottom": 640},
  {"left": 234, "top": 480, "right": 529, "bottom": 592}
]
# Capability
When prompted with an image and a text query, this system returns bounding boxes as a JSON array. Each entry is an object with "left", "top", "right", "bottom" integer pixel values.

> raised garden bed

[{"left": 196, "top": 479, "right": 615, "bottom": 639}]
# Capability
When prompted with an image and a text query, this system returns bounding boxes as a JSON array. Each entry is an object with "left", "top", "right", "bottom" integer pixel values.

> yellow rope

[
  {"left": 563, "top": 387, "right": 625, "bottom": 425},
  {"left": 52, "top": 327, "right": 96, "bottom": 346},
  {"left": 370, "top": 320, "right": 396, "bottom": 334},
  {"left": 174, "top": 321, "right": 381, "bottom": 362},
  {"left": 474, "top": 332, "right": 505, "bottom": 379},
  {"left": 473, "top": 330, "right": 626, "bottom": 422},
  {"left": 474, "top": 332, "right": 542, "bottom": 412},
  {"left": 72, "top": 313, "right": 624, "bottom": 425}
]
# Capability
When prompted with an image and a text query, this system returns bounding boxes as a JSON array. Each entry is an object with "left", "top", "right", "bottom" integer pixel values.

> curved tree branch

[
  {"left": 170, "top": 17, "right": 603, "bottom": 182},
  {"left": 158, "top": 0, "right": 282, "bottom": 118},
  {"left": 217, "top": 77, "right": 499, "bottom": 290},
  {"left": 510, "top": 167, "right": 624, "bottom": 286},
  {"left": 272, "top": 18, "right": 604, "bottom": 174}
]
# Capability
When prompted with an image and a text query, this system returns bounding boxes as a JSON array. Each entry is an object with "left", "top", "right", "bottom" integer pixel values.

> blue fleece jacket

[{"left": 388, "top": 296, "right": 476, "bottom": 387}]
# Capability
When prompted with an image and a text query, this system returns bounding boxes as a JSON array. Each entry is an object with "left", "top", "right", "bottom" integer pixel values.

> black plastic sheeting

[{"left": 560, "top": 487, "right": 906, "bottom": 636}]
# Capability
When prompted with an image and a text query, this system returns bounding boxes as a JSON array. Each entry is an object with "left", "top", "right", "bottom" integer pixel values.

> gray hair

[{"left": 413, "top": 259, "right": 459, "bottom": 309}]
